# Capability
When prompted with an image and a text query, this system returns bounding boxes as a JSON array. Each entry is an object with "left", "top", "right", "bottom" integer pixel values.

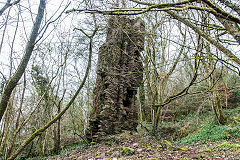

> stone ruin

[{"left": 87, "top": 16, "right": 145, "bottom": 141}]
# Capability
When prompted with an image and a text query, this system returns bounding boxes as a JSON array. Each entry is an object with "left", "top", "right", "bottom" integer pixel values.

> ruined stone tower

[{"left": 87, "top": 16, "right": 145, "bottom": 140}]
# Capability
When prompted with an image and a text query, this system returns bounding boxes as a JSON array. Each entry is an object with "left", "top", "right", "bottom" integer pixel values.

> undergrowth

[
  {"left": 177, "top": 106, "right": 240, "bottom": 145},
  {"left": 18, "top": 106, "right": 240, "bottom": 159},
  {"left": 178, "top": 121, "right": 240, "bottom": 144}
]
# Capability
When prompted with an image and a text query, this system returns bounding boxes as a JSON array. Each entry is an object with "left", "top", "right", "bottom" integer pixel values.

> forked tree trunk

[{"left": 87, "top": 16, "right": 145, "bottom": 140}]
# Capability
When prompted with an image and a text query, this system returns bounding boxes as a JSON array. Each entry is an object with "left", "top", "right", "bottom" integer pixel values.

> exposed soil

[{"left": 47, "top": 132, "right": 240, "bottom": 160}]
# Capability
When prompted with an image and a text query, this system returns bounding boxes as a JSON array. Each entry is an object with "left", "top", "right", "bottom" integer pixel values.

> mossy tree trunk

[
  {"left": 210, "top": 90, "right": 227, "bottom": 125},
  {"left": 0, "top": 0, "right": 46, "bottom": 122},
  {"left": 138, "top": 81, "right": 151, "bottom": 122},
  {"left": 31, "top": 65, "right": 49, "bottom": 155},
  {"left": 87, "top": 16, "right": 145, "bottom": 140}
]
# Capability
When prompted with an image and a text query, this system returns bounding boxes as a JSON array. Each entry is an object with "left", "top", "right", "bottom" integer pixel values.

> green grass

[
  {"left": 179, "top": 121, "right": 240, "bottom": 145},
  {"left": 174, "top": 106, "right": 240, "bottom": 145}
]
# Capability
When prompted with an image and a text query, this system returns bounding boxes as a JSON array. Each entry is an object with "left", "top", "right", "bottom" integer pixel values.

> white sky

[{"left": 0, "top": 0, "right": 81, "bottom": 77}]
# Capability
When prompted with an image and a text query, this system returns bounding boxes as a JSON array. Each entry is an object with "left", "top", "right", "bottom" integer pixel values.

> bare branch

[
  {"left": 218, "top": 0, "right": 240, "bottom": 17},
  {"left": 7, "top": 24, "right": 98, "bottom": 160},
  {"left": 0, "top": 0, "right": 20, "bottom": 16},
  {"left": 166, "top": 10, "right": 240, "bottom": 67},
  {"left": 0, "top": 0, "right": 46, "bottom": 122},
  {"left": 201, "top": 0, "right": 240, "bottom": 24}
]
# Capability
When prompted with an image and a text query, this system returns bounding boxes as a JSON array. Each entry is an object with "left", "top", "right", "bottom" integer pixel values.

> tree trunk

[
  {"left": 87, "top": 16, "right": 145, "bottom": 141},
  {"left": 0, "top": 0, "right": 46, "bottom": 122}
]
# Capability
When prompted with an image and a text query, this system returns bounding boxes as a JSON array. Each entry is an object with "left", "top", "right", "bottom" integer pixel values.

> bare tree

[
  {"left": 0, "top": 0, "right": 20, "bottom": 16},
  {"left": 69, "top": 0, "right": 240, "bottom": 67},
  {"left": 7, "top": 19, "right": 98, "bottom": 159},
  {"left": 0, "top": 0, "right": 46, "bottom": 122}
]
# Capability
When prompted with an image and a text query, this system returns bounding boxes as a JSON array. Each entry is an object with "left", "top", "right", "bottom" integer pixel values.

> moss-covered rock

[{"left": 121, "top": 146, "right": 134, "bottom": 155}]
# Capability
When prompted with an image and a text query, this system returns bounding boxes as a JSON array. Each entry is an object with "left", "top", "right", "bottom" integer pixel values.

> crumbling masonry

[{"left": 87, "top": 16, "right": 145, "bottom": 140}]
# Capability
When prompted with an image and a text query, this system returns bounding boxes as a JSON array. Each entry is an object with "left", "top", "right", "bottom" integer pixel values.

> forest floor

[{"left": 46, "top": 131, "right": 240, "bottom": 160}]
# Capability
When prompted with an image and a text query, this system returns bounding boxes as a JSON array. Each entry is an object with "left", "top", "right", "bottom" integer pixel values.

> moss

[
  {"left": 90, "top": 142, "right": 96, "bottom": 146},
  {"left": 201, "top": 141, "right": 240, "bottom": 153},
  {"left": 176, "top": 147, "right": 188, "bottom": 151},
  {"left": 179, "top": 158, "right": 191, "bottom": 160},
  {"left": 215, "top": 141, "right": 240, "bottom": 150},
  {"left": 121, "top": 146, "right": 134, "bottom": 155},
  {"left": 162, "top": 140, "right": 172, "bottom": 146}
]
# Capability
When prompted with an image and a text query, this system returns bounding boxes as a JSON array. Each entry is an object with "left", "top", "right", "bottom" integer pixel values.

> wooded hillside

[{"left": 0, "top": 0, "right": 239, "bottom": 159}]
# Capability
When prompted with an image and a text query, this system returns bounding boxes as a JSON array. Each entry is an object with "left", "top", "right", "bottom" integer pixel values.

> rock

[
  {"left": 133, "top": 143, "right": 139, "bottom": 148},
  {"left": 76, "top": 157, "right": 83, "bottom": 160},
  {"left": 136, "top": 148, "right": 143, "bottom": 152},
  {"left": 121, "top": 146, "right": 135, "bottom": 155}
]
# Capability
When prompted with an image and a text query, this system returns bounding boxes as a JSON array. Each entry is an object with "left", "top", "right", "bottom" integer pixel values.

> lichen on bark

[{"left": 87, "top": 16, "right": 145, "bottom": 140}]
